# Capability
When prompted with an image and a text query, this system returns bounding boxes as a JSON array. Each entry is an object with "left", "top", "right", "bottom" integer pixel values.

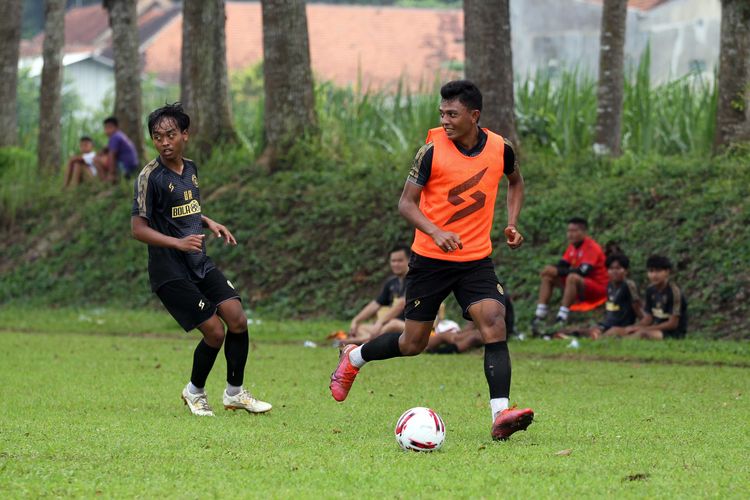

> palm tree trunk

[
  {"left": 0, "top": 0, "right": 23, "bottom": 147},
  {"left": 104, "top": 0, "right": 144, "bottom": 161},
  {"left": 714, "top": 0, "right": 750, "bottom": 151},
  {"left": 464, "top": 0, "right": 519, "bottom": 147},
  {"left": 594, "top": 0, "right": 628, "bottom": 156},
  {"left": 181, "top": 0, "right": 236, "bottom": 158},
  {"left": 38, "top": 0, "right": 65, "bottom": 172},
  {"left": 260, "top": 0, "right": 317, "bottom": 170}
]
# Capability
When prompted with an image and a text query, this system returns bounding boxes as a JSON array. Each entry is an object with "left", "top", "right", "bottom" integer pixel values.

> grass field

[{"left": 1, "top": 313, "right": 748, "bottom": 497}]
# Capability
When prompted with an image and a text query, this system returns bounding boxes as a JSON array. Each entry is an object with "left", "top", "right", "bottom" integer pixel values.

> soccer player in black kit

[{"left": 131, "top": 103, "right": 271, "bottom": 416}]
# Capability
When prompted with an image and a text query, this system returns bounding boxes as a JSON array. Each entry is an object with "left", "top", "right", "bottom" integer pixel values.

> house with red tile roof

[{"left": 19, "top": 0, "right": 719, "bottom": 112}]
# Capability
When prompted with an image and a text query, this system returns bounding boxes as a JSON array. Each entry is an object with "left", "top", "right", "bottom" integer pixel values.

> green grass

[{"left": 1, "top": 322, "right": 749, "bottom": 497}]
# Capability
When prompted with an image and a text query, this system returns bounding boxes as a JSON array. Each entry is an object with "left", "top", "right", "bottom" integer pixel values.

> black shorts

[
  {"left": 403, "top": 253, "right": 505, "bottom": 322},
  {"left": 155, "top": 268, "right": 240, "bottom": 331}
]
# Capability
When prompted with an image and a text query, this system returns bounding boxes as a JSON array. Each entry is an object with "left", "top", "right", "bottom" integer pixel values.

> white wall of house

[
  {"left": 63, "top": 58, "right": 115, "bottom": 113},
  {"left": 510, "top": 0, "right": 643, "bottom": 77},
  {"left": 20, "top": 53, "right": 115, "bottom": 115},
  {"left": 510, "top": 0, "right": 721, "bottom": 83},
  {"left": 638, "top": 0, "right": 721, "bottom": 79}
]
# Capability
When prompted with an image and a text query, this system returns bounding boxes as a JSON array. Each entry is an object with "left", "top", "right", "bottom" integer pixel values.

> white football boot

[
  {"left": 181, "top": 385, "right": 215, "bottom": 417},
  {"left": 223, "top": 388, "right": 272, "bottom": 413}
]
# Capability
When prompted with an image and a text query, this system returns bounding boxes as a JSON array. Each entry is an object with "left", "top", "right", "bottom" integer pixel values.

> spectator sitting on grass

[
  {"left": 426, "top": 295, "right": 516, "bottom": 353},
  {"left": 63, "top": 136, "right": 98, "bottom": 188},
  {"left": 554, "top": 253, "right": 642, "bottom": 340},
  {"left": 343, "top": 244, "right": 410, "bottom": 345},
  {"left": 621, "top": 255, "right": 687, "bottom": 340},
  {"left": 102, "top": 116, "right": 139, "bottom": 183},
  {"left": 531, "top": 217, "right": 609, "bottom": 336}
]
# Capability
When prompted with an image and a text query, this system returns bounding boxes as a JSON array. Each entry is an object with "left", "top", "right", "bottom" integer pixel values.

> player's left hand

[
  {"left": 504, "top": 225, "right": 523, "bottom": 249},
  {"left": 207, "top": 220, "right": 237, "bottom": 245}
]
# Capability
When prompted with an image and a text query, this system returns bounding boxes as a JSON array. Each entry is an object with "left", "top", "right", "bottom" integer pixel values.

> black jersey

[
  {"left": 131, "top": 157, "right": 215, "bottom": 291},
  {"left": 644, "top": 281, "right": 688, "bottom": 337},
  {"left": 599, "top": 279, "right": 640, "bottom": 330},
  {"left": 376, "top": 276, "right": 406, "bottom": 320}
]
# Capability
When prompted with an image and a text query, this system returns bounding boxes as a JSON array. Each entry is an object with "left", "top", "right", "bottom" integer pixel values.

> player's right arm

[
  {"left": 399, "top": 182, "right": 463, "bottom": 253},
  {"left": 400, "top": 143, "right": 463, "bottom": 253},
  {"left": 131, "top": 216, "right": 204, "bottom": 252},
  {"left": 131, "top": 171, "right": 203, "bottom": 253}
]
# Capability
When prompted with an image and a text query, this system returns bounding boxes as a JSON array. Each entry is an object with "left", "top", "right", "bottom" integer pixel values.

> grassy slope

[
  {"left": 1, "top": 145, "right": 749, "bottom": 338},
  {"left": 1, "top": 330, "right": 748, "bottom": 498}
]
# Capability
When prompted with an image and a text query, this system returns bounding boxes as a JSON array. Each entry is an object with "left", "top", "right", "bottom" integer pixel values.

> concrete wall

[
  {"left": 63, "top": 59, "right": 115, "bottom": 113},
  {"left": 638, "top": 0, "right": 721, "bottom": 80},
  {"left": 510, "top": 0, "right": 721, "bottom": 83}
]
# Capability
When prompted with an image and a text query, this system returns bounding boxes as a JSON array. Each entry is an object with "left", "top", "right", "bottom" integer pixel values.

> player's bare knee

[
  {"left": 204, "top": 327, "right": 225, "bottom": 348},
  {"left": 399, "top": 339, "right": 426, "bottom": 356},
  {"left": 481, "top": 321, "right": 507, "bottom": 342},
  {"left": 226, "top": 313, "right": 247, "bottom": 333}
]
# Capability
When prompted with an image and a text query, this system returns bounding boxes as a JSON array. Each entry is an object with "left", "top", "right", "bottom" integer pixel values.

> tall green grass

[
  {"left": 622, "top": 48, "right": 717, "bottom": 155},
  {"left": 1, "top": 55, "right": 720, "bottom": 223},
  {"left": 515, "top": 48, "right": 717, "bottom": 157}
]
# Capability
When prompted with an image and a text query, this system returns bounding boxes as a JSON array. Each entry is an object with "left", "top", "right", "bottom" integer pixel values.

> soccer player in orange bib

[{"left": 330, "top": 81, "right": 533, "bottom": 441}]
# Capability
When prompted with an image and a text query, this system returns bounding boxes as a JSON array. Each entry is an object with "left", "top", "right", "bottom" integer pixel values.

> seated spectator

[
  {"left": 344, "top": 244, "right": 410, "bottom": 345},
  {"left": 63, "top": 136, "right": 98, "bottom": 188},
  {"left": 554, "top": 253, "right": 642, "bottom": 339},
  {"left": 621, "top": 255, "right": 687, "bottom": 340},
  {"left": 426, "top": 320, "right": 483, "bottom": 354},
  {"left": 101, "top": 116, "right": 139, "bottom": 182},
  {"left": 426, "top": 295, "right": 516, "bottom": 354},
  {"left": 531, "top": 217, "right": 608, "bottom": 336}
]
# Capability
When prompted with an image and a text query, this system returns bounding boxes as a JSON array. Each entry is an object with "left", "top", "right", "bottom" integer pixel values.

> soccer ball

[{"left": 394, "top": 407, "right": 446, "bottom": 452}]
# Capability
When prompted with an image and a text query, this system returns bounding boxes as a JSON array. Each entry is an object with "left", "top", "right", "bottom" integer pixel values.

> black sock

[
  {"left": 484, "top": 341, "right": 511, "bottom": 399},
  {"left": 224, "top": 330, "right": 249, "bottom": 386},
  {"left": 191, "top": 339, "right": 221, "bottom": 388},
  {"left": 361, "top": 332, "right": 402, "bottom": 362}
]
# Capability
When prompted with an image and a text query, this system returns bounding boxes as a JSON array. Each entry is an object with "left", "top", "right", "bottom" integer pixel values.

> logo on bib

[{"left": 445, "top": 168, "right": 488, "bottom": 225}]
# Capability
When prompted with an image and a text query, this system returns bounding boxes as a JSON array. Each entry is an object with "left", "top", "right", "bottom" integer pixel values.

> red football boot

[
  {"left": 329, "top": 344, "right": 360, "bottom": 402},
  {"left": 491, "top": 406, "right": 534, "bottom": 441}
]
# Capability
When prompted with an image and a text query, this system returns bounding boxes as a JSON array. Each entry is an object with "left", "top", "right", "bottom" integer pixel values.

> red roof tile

[
  {"left": 144, "top": 3, "right": 464, "bottom": 90},
  {"left": 586, "top": 0, "right": 670, "bottom": 11}
]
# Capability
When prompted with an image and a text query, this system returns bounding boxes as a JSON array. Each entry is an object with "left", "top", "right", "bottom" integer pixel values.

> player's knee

[
  {"left": 204, "top": 327, "right": 225, "bottom": 348},
  {"left": 400, "top": 338, "right": 427, "bottom": 356},
  {"left": 226, "top": 313, "right": 247, "bottom": 333},
  {"left": 480, "top": 315, "right": 506, "bottom": 342}
]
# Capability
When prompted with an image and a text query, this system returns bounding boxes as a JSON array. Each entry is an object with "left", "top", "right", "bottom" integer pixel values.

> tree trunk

[
  {"left": 104, "top": 0, "right": 144, "bottom": 162},
  {"left": 179, "top": 9, "right": 192, "bottom": 120},
  {"left": 261, "top": 0, "right": 317, "bottom": 170},
  {"left": 714, "top": 0, "right": 750, "bottom": 151},
  {"left": 37, "top": 0, "right": 65, "bottom": 172},
  {"left": 0, "top": 0, "right": 23, "bottom": 147},
  {"left": 463, "top": 0, "right": 519, "bottom": 147},
  {"left": 181, "top": 0, "right": 236, "bottom": 158},
  {"left": 593, "top": 0, "right": 628, "bottom": 156}
]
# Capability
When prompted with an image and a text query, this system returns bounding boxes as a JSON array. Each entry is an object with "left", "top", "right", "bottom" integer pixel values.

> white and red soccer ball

[{"left": 394, "top": 407, "right": 446, "bottom": 452}]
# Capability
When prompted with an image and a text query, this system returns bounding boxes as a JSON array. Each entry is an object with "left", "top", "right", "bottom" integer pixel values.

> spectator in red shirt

[{"left": 531, "top": 217, "right": 608, "bottom": 336}]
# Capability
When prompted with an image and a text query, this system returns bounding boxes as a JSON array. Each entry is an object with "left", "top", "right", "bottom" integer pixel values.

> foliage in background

[
  {"left": 2, "top": 57, "right": 748, "bottom": 339},
  {"left": 515, "top": 49, "right": 718, "bottom": 157}
]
